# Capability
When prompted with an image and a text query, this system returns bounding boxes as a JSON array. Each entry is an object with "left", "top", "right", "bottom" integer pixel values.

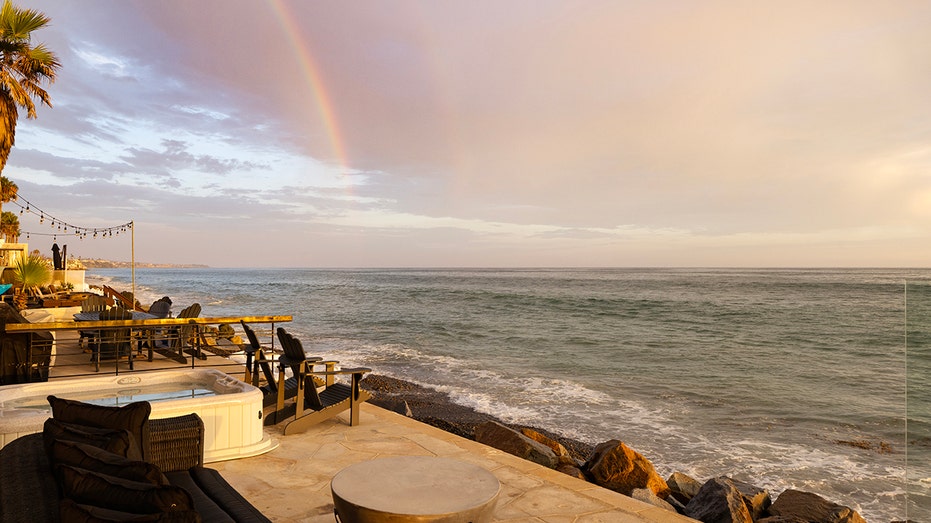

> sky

[{"left": 4, "top": 0, "right": 930, "bottom": 268}]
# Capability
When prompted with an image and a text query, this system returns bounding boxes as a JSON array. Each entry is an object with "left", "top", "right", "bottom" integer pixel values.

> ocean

[{"left": 85, "top": 267, "right": 929, "bottom": 522}]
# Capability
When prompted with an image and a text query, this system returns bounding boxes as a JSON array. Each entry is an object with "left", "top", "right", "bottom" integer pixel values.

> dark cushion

[
  {"left": 163, "top": 470, "right": 236, "bottom": 523},
  {"left": 49, "top": 439, "right": 168, "bottom": 485},
  {"left": 43, "top": 418, "right": 143, "bottom": 461},
  {"left": 193, "top": 466, "right": 270, "bottom": 522},
  {"left": 60, "top": 499, "right": 201, "bottom": 522},
  {"left": 58, "top": 465, "right": 195, "bottom": 515},
  {"left": 47, "top": 396, "right": 152, "bottom": 460}
]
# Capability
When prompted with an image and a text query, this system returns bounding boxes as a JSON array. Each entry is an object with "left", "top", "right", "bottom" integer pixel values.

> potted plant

[{"left": 11, "top": 253, "right": 50, "bottom": 310}]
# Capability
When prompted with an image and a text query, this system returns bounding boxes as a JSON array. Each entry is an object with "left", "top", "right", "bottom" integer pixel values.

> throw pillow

[
  {"left": 47, "top": 396, "right": 152, "bottom": 460},
  {"left": 43, "top": 418, "right": 143, "bottom": 461},
  {"left": 58, "top": 465, "right": 195, "bottom": 515},
  {"left": 49, "top": 439, "right": 168, "bottom": 485},
  {"left": 59, "top": 499, "right": 202, "bottom": 522}
]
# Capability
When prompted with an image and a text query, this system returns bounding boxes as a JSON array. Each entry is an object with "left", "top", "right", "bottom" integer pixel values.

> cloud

[{"left": 5, "top": 0, "right": 930, "bottom": 267}]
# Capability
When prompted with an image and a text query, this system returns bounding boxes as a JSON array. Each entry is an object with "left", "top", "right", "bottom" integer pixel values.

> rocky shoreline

[
  {"left": 360, "top": 374, "right": 872, "bottom": 523},
  {"left": 360, "top": 374, "right": 594, "bottom": 461}
]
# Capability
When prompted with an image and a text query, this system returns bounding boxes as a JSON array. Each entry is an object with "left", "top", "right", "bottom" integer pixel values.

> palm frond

[{"left": 12, "top": 252, "right": 50, "bottom": 291}]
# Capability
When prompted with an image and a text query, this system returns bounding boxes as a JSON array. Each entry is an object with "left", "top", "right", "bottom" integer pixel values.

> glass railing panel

[{"left": 906, "top": 280, "right": 930, "bottom": 520}]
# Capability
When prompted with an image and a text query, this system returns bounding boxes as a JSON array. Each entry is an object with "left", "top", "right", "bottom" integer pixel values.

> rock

[
  {"left": 757, "top": 517, "right": 810, "bottom": 523},
  {"left": 632, "top": 488, "right": 677, "bottom": 512},
  {"left": 555, "top": 461, "right": 587, "bottom": 480},
  {"left": 217, "top": 323, "right": 236, "bottom": 339},
  {"left": 769, "top": 489, "right": 867, "bottom": 523},
  {"left": 728, "top": 477, "right": 771, "bottom": 519},
  {"left": 474, "top": 421, "right": 558, "bottom": 468},
  {"left": 668, "top": 471, "right": 703, "bottom": 504},
  {"left": 684, "top": 477, "right": 753, "bottom": 523},
  {"left": 585, "top": 439, "right": 670, "bottom": 497},
  {"left": 519, "top": 428, "right": 584, "bottom": 473},
  {"left": 521, "top": 428, "right": 572, "bottom": 458}
]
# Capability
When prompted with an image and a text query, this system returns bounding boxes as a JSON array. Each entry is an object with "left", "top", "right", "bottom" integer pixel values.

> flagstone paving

[{"left": 210, "top": 403, "right": 696, "bottom": 523}]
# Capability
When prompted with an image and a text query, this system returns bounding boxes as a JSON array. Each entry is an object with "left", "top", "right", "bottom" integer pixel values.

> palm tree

[
  {"left": 0, "top": 0, "right": 60, "bottom": 173},
  {"left": 10, "top": 251, "right": 48, "bottom": 309},
  {"left": 0, "top": 208, "right": 18, "bottom": 241},
  {"left": 0, "top": 173, "right": 15, "bottom": 214}
]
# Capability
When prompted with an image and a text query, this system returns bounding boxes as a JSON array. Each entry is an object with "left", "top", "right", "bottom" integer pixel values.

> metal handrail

[
  {"left": 3, "top": 315, "right": 292, "bottom": 382},
  {"left": 3, "top": 315, "right": 293, "bottom": 332}
]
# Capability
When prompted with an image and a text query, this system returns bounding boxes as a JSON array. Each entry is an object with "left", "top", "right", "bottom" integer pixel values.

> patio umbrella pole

[{"left": 131, "top": 221, "right": 135, "bottom": 305}]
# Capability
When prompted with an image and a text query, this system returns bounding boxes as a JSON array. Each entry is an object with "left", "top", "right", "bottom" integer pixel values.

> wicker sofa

[{"left": 0, "top": 397, "right": 269, "bottom": 522}]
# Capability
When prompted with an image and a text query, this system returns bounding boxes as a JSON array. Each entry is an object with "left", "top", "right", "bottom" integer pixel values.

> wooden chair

[
  {"left": 242, "top": 321, "right": 323, "bottom": 411},
  {"left": 93, "top": 307, "right": 135, "bottom": 372},
  {"left": 271, "top": 327, "right": 371, "bottom": 434},
  {"left": 79, "top": 294, "right": 110, "bottom": 349},
  {"left": 240, "top": 321, "right": 277, "bottom": 390},
  {"left": 148, "top": 303, "right": 201, "bottom": 364},
  {"left": 103, "top": 285, "right": 144, "bottom": 311},
  {"left": 147, "top": 300, "right": 172, "bottom": 319}
]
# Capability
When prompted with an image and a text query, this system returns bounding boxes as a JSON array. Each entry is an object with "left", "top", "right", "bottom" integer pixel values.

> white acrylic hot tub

[{"left": 0, "top": 368, "right": 277, "bottom": 463}]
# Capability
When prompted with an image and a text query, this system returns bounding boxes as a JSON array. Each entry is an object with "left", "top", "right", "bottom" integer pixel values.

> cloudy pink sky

[{"left": 6, "top": 1, "right": 929, "bottom": 267}]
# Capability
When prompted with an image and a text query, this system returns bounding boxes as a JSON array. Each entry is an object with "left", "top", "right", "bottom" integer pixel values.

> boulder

[
  {"left": 729, "top": 477, "right": 771, "bottom": 519},
  {"left": 555, "top": 461, "right": 587, "bottom": 480},
  {"left": 757, "top": 517, "right": 810, "bottom": 523},
  {"left": 769, "top": 489, "right": 866, "bottom": 523},
  {"left": 684, "top": 477, "right": 753, "bottom": 523},
  {"left": 668, "top": 471, "right": 703, "bottom": 504},
  {"left": 632, "top": 488, "right": 678, "bottom": 512},
  {"left": 520, "top": 428, "right": 584, "bottom": 475},
  {"left": 474, "top": 421, "right": 557, "bottom": 468},
  {"left": 521, "top": 428, "right": 572, "bottom": 458},
  {"left": 585, "top": 439, "right": 670, "bottom": 497}
]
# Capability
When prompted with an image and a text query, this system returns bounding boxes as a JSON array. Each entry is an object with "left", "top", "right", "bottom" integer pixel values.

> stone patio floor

[{"left": 209, "top": 403, "right": 696, "bottom": 523}]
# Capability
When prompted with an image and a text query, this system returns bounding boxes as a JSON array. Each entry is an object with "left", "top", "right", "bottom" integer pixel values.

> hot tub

[{"left": 0, "top": 368, "right": 277, "bottom": 463}]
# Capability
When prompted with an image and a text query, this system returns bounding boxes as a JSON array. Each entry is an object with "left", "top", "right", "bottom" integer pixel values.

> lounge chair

[
  {"left": 271, "top": 327, "right": 371, "bottom": 434},
  {"left": 102, "top": 285, "right": 144, "bottom": 311},
  {"left": 148, "top": 303, "right": 201, "bottom": 364},
  {"left": 241, "top": 321, "right": 322, "bottom": 412},
  {"left": 93, "top": 307, "right": 134, "bottom": 372},
  {"left": 240, "top": 321, "right": 277, "bottom": 391},
  {"left": 147, "top": 299, "right": 172, "bottom": 319}
]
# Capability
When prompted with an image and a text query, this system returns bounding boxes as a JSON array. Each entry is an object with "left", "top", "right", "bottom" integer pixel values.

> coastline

[
  {"left": 361, "top": 373, "right": 595, "bottom": 463},
  {"left": 81, "top": 267, "right": 919, "bottom": 521}
]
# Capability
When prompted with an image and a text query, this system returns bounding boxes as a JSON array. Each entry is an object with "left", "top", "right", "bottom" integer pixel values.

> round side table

[{"left": 331, "top": 456, "right": 500, "bottom": 523}]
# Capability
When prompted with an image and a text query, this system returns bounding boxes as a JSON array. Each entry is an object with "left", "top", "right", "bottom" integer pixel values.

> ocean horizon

[{"left": 85, "top": 267, "right": 930, "bottom": 522}]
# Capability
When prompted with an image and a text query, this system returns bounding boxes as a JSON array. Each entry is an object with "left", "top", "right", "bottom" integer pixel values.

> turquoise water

[
  {"left": 7, "top": 384, "right": 216, "bottom": 410},
  {"left": 88, "top": 267, "right": 929, "bottom": 521}
]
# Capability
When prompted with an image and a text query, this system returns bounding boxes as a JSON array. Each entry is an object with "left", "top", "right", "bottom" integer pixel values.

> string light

[{"left": 7, "top": 195, "right": 133, "bottom": 241}]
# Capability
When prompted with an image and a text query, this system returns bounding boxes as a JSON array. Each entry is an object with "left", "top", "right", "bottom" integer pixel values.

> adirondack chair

[
  {"left": 240, "top": 321, "right": 277, "bottom": 390},
  {"left": 93, "top": 307, "right": 135, "bottom": 372},
  {"left": 242, "top": 321, "right": 324, "bottom": 412},
  {"left": 147, "top": 303, "right": 201, "bottom": 364},
  {"left": 147, "top": 299, "right": 172, "bottom": 319},
  {"left": 103, "top": 285, "right": 144, "bottom": 311},
  {"left": 271, "top": 328, "right": 371, "bottom": 434}
]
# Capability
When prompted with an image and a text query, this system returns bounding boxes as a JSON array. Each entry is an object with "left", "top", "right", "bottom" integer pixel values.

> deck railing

[{"left": 2, "top": 315, "right": 291, "bottom": 382}]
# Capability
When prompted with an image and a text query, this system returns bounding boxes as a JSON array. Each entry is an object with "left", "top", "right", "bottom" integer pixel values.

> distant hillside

[{"left": 78, "top": 258, "right": 208, "bottom": 269}]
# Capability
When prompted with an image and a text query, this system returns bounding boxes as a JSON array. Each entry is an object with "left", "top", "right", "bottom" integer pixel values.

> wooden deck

[{"left": 5, "top": 314, "right": 291, "bottom": 382}]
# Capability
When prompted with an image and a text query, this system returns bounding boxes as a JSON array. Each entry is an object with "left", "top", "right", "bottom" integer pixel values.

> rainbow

[{"left": 266, "top": 0, "right": 350, "bottom": 173}]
